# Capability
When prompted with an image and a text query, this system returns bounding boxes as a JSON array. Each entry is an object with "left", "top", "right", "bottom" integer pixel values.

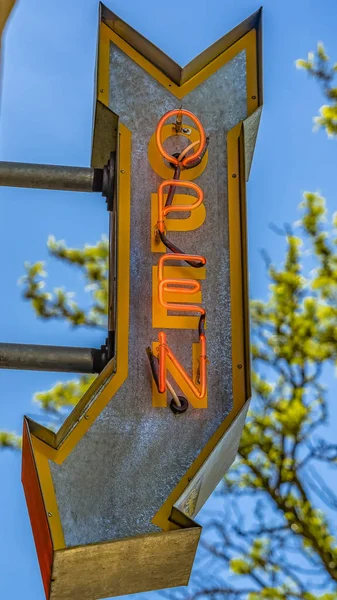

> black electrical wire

[
  {"left": 159, "top": 137, "right": 210, "bottom": 269},
  {"left": 146, "top": 347, "right": 160, "bottom": 389}
]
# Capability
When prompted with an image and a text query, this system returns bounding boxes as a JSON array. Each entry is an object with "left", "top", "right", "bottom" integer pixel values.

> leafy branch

[
  {"left": 20, "top": 235, "right": 109, "bottom": 328},
  {"left": 297, "top": 42, "right": 337, "bottom": 136}
]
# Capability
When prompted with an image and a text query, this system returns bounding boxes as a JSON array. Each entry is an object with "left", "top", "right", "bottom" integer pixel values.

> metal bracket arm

[
  {"left": 0, "top": 342, "right": 108, "bottom": 374},
  {"left": 0, "top": 153, "right": 115, "bottom": 209}
]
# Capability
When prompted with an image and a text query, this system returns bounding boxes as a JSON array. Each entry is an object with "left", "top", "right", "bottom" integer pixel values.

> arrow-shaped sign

[{"left": 22, "top": 4, "right": 263, "bottom": 599}]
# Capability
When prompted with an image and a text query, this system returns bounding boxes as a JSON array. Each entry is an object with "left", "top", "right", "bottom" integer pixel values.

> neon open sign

[{"left": 147, "top": 109, "right": 209, "bottom": 411}]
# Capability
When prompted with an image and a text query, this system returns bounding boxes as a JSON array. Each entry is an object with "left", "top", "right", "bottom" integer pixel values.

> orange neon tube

[
  {"left": 151, "top": 108, "right": 208, "bottom": 403},
  {"left": 155, "top": 109, "right": 206, "bottom": 168},
  {"left": 158, "top": 331, "right": 167, "bottom": 394},
  {"left": 158, "top": 253, "right": 206, "bottom": 315},
  {"left": 157, "top": 180, "right": 204, "bottom": 233},
  {"left": 158, "top": 331, "right": 207, "bottom": 399}
]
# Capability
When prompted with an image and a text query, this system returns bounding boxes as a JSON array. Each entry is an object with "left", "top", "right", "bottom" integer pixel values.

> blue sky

[{"left": 0, "top": 0, "right": 336, "bottom": 598}]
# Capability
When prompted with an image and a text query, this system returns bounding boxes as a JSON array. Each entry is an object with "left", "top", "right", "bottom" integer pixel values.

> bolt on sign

[{"left": 16, "top": 3, "right": 263, "bottom": 599}]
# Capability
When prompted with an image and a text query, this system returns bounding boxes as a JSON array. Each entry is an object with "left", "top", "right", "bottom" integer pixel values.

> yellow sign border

[
  {"left": 25, "top": 122, "right": 131, "bottom": 547},
  {"left": 98, "top": 23, "right": 259, "bottom": 113}
]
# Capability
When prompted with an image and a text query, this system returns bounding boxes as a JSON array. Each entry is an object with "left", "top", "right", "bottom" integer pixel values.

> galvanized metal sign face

[{"left": 21, "top": 5, "right": 263, "bottom": 599}]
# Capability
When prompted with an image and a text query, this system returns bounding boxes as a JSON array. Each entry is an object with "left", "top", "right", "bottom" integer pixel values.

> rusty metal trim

[
  {"left": 21, "top": 420, "right": 54, "bottom": 598},
  {"left": 99, "top": 2, "right": 262, "bottom": 95},
  {"left": 181, "top": 8, "right": 262, "bottom": 86},
  {"left": 0, "top": 0, "right": 15, "bottom": 36},
  {"left": 49, "top": 525, "right": 201, "bottom": 600},
  {"left": 100, "top": 2, "right": 182, "bottom": 85}
]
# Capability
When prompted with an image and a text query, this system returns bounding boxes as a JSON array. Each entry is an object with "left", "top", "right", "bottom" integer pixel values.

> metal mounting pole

[
  {"left": 0, "top": 154, "right": 115, "bottom": 373},
  {"left": 0, "top": 161, "right": 103, "bottom": 193},
  {"left": 0, "top": 342, "right": 108, "bottom": 374},
  {"left": 0, "top": 153, "right": 115, "bottom": 209}
]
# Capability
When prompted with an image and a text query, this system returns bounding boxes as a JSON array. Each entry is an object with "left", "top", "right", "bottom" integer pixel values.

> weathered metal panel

[
  {"left": 174, "top": 401, "right": 250, "bottom": 519},
  {"left": 50, "top": 41, "right": 247, "bottom": 546},
  {"left": 50, "top": 526, "right": 200, "bottom": 600}
]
